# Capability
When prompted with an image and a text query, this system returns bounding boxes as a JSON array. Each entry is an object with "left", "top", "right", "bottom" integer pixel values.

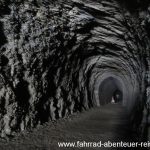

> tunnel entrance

[{"left": 99, "top": 77, "right": 123, "bottom": 105}]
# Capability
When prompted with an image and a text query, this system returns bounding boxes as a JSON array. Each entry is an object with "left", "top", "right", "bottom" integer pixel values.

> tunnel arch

[
  {"left": 93, "top": 73, "right": 129, "bottom": 107},
  {"left": 79, "top": 55, "right": 142, "bottom": 113},
  {"left": 98, "top": 77, "right": 123, "bottom": 105},
  {"left": 93, "top": 71, "right": 140, "bottom": 112}
]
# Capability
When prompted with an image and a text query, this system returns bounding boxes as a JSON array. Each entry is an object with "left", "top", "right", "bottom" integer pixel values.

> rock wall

[{"left": 0, "top": 0, "right": 149, "bottom": 138}]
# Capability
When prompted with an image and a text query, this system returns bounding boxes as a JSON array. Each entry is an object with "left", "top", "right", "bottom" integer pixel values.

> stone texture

[{"left": 0, "top": 0, "right": 149, "bottom": 139}]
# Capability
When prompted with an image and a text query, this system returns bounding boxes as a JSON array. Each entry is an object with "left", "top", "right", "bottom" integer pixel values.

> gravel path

[{"left": 0, "top": 104, "right": 138, "bottom": 150}]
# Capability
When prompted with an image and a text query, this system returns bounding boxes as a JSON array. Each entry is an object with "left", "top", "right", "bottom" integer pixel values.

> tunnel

[
  {"left": 98, "top": 77, "right": 123, "bottom": 105},
  {"left": 80, "top": 55, "right": 142, "bottom": 115},
  {"left": 0, "top": 0, "right": 149, "bottom": 148}
]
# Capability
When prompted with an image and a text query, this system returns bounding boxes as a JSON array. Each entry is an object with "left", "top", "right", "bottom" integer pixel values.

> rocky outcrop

[{"left": 0, "top": 0, "right": 149, "bottom": 139}]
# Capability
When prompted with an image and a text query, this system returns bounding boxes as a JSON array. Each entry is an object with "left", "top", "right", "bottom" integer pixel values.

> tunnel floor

[{"left": 0, "top": 103, "right": 143, "bottom": 150}]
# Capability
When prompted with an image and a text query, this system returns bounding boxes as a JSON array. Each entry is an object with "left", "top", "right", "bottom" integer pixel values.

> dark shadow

[
  {"left": 99, "top": 77, "right": 123, "bottom": 105},
  {"left": 0, "top": 22, "right": 7, "bottom": 46},
  {"left": 113, "top": 90, "right": 123, "bottom": 103},
  {"left": 15, "top": 79, "right": 30, "bottom": 112},
  {"left": 0, "top": 55, "right": 9, "bottom": 66}
]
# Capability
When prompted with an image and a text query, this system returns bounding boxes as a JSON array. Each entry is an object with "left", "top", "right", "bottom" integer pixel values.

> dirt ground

[{"left": 0, "top": 104, "right": 139, "bottom": 150}]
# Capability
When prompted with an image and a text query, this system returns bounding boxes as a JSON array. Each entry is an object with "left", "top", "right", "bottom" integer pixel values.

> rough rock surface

[{"left": 0, "top": 0, "right": 149, "bottom": 139}]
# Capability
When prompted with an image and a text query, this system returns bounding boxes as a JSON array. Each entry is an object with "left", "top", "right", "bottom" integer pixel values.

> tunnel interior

[
  {"left": 99, "top": 77, "right": 123, "bottom": 105},
  {"left": 87, "top": 56, "right": 142, "bottom": 113},
  {"left": 0, "top": 0, "right": 148, "bottom": 142}
]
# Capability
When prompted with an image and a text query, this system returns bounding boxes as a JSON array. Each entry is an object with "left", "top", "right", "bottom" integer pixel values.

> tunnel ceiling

[{"left": 0, "top": 0, "right": 149, "bottom": 137}]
